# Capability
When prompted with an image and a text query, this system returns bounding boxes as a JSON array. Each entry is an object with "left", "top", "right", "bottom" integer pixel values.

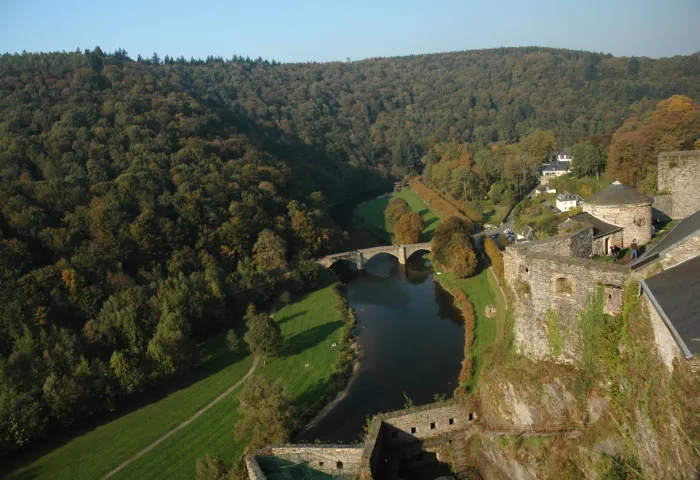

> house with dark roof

[
  {"left": 556, "top": 149, "right": 572, "bottom": 162},
  {"left": 563, "top": 212, "right": 623, "bottom": 255},
  {"left": 583, "top": 181, "right": 654, "bottom": 247},
  {"left": 517, "top": 225, "right": 536, "bottom": 241},
  {"left": 540, "top": 160, "right": 570, "bottom": 185},
  {"left": 555, "top": 191, "right": 581, "bottom": 212},
  {"left": 534, "top": 185, "right": 556, "bottom": 196},
  {"left": 632, "top": 209, "right": 700, "bottom": 372}
]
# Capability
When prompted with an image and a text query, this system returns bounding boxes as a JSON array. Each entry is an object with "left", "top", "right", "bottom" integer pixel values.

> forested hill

[{"left": 0, "top": 46, "right": 699, "bottom": 455}]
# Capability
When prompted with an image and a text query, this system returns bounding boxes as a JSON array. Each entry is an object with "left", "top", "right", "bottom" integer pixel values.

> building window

[
  {"left": 469, "top": 413, "right": 474, "bottom": 421},
  {"left": 555, "top": 277, "right": 572, "bottom": 295},
  {"left": 319, "top": 462, "right": 324, "bottom": 467},
  {"left": 336, "top": 461, "right": 343, "bottom": 469},
  {"left": 448, "top": 418, "right": 454, "bottom": 425},
  {"left": 411, "top": 427, "right": 416, "bottom": 434},
  {"left": 430, "top": 422, "right": 436, "bottom": 430}
]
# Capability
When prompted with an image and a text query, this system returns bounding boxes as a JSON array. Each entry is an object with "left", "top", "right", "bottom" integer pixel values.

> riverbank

[{"left": 432, "top": 263, "right": 505, "bottom": 393}]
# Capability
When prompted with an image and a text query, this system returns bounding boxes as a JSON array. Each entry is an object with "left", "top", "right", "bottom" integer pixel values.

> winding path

[{"left": 102, "top": 356, "right": 260, "bottom": 480}]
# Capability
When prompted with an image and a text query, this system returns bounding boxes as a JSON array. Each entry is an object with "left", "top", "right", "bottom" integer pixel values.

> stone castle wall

[
  {"left": 641, "top": 294, "right": 683, "bottom": 373},
  {"left": 504, "top": 246, "right": 627, "bottom": 363},
  {"left": 522, "top": 228, "right": 593, "bottom": 259},
  {"left": 592, "top": 230, "right": 623, "bottom": 256},
  {"left": 261, "top": 445, "right": 363, "bottom": 476},
  {"left": 583, "top": 203, "right": 652, "bottom": 247},
  {"left": 658, "top": 151, "right": 700, "bottom": 219},
  {"left": 379, "top": 401, "right": 476, "bottom": 448}
]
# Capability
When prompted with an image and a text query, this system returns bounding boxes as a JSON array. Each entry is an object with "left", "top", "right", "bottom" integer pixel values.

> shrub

[
  {"left": 484, "top": 236, "right": 505, "bottom": 286},
  {"left": 449, "top": 287, "right": 476, "bottom": 391}
]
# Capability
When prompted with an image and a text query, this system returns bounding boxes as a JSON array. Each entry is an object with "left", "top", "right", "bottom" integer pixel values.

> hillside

[{"left": 1, "top": 46, "right": 700, "bottom": 458}]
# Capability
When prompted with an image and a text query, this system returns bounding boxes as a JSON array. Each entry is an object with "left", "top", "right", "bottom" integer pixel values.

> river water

[{"left": 295, "top": 251, "right": 465, "bottom": 443}]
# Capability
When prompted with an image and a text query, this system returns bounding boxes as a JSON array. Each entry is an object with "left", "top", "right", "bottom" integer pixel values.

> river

[{"left": 296, "top": 196, "right": 466, "bottom": 443}]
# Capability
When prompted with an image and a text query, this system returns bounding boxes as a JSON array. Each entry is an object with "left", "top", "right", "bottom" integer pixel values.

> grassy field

[
  {"left": 5, "top": 271, "right": 346, "bottom": 480},
  {"left": 434, "top": 264, "right": 505, "bottom": 391},
  {"left": 355, "top": 189, "right": 441, "bottom": 241},
  {"left": 110, "top": 270, "right": 344, "bottom": 480}
]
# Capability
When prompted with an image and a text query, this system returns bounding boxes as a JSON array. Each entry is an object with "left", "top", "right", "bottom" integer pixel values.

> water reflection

[{"left": 298, "top": 255, "right": 465, "bottom": 443}]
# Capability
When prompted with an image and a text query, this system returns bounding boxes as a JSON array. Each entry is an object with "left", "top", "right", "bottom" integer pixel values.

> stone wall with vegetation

[
  {"left": 641, "top": 294, "right": 683, "bottom": 372},
  {"left": 658, "top": 150, "right": 700, "bottom": 219},
  {"left": 378, "top": 400, "right": 477, "bottom": 448},
  {"left": 262, "top": 445, "right": 363, "bottom": 475},
  {"left": 504, "top": 246, "right": 627, "bottom": 363},
  {"left": 583, "top": 202, "right": 652, "bottom": 246}
]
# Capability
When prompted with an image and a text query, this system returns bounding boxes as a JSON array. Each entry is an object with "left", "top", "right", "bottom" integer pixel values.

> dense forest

[{"left": 1, "top": 46, "right": 699, "bottom": 455}]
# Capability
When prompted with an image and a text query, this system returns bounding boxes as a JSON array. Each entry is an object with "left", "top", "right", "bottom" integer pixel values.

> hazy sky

[{"left": 1, "top": 0, "right": 699, "bottom": 62}]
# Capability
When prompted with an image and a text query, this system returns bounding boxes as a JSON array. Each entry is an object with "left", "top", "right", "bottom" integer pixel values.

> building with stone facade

[{"left": 582, "top": 181, "right": 653, "bottom": 247}]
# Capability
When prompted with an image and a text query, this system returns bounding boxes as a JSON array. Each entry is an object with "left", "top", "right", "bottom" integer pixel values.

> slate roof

[
  {"left": 586, "top": 181, "right": 653, "bottom": 206},
  {"left": 641, "top": 255, "right": 700, "bottom": 358},
  {"left": 542, "top": 161, "right": 570, "bottom": 173},
  {"left": 632, "top": 209, "right": 700, "bottom": 268},
  {"left": 557, "top": 191, "right": 578, "bottom": 202},
  {"left": 567, "top": 212, "right": 623, "bottom": 239}
]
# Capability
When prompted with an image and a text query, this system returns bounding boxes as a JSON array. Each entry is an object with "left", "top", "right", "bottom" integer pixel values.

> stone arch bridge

[{"left": 316, "top": 243, "right": 432, "bottom": 270}]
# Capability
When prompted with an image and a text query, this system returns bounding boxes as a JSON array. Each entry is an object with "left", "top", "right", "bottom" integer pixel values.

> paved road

[{"left": 101, "top": 356, "right": 260, "bottom": 480}]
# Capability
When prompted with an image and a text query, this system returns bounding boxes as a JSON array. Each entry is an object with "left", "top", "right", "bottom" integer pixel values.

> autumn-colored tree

[
  {"left": 521, "top": 129, "right": 556, "bottom": 163},
  {"left": 253, "top": 229, "right": 287, "bottom": 273},
  {"left": 484, "top": 236, "right": 505, "bottom": 286},
  {"left": 384, "top": 197, "right": 410, "bottom": 230},
  {"left": 450, "top": 243, "right": 479, "bottom": 278},
  {"left": 606, "top": 95, "right": 700, "bottom": 192},
  {"left": 393, "top": 212, "right": 424, "bottom": 243},
  {"left": 235, "top": 376, "right": 294, "bottom": 448}
]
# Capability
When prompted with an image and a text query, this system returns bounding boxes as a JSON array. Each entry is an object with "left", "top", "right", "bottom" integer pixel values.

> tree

[
  {"left": 147, "top": 312, "right": 194, "bottom": 374},
  {"left": 195, "top": 455, "right": 226, "bottom": 480},
  {"left": 235, "top": 376, "right": 294, "bottom": 448},
  {"left": 450, "top": 243, "right": 478, "bottom": 278},
  {"left": 393, "top": 212, "right": 423, "bottom": 243},
  {"left": 242, "top": 305, "right": 282, "bottom": 364},
  {"left": 226, "top": 329, "right": 239, "bottom": 353},
  {"left": 253, "top": 229, "right": 287, "bottom": 273},
  {"left": 571, "top": 142, "right": 605, "bottom": 178},
  {"left": 384, "top": 197, "right": 410, "bottom": 230},
  {"left": 521, "top": 130, "right": 556, "bottom": 164}
]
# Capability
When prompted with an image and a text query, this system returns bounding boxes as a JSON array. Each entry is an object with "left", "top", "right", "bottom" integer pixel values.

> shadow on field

[
  {"left": 275, "top": 310, "right": 308, "bottom": 325},
  {"left": 284, "top": 321, "right": 345, "bottom": 357}
]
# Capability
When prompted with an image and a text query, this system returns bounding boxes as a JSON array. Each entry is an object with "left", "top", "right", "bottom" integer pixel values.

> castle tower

[{"left": 583, "top": 181, "right": 653, "bottom": 246}]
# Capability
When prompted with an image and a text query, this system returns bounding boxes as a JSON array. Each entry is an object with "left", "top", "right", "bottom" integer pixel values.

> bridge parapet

[{"left": 315, "top": 243, "right": 432, "bottom": 270}]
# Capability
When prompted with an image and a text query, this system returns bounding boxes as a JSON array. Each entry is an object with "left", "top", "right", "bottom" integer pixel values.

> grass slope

[
  {"left": 6, "top": 272, "right": 345, "bottom": 480},
  {"left": 435, "top": 264, "right": 504, "bottom": 391},
  {"left": 4, "top": 336, "right": 254, "bottom": 480},
  {"left": 355, "top": 189, "right": 440, "bottom": 241},
  {"left": 112, "top": 272, "right": 344, "bottom": 480}
]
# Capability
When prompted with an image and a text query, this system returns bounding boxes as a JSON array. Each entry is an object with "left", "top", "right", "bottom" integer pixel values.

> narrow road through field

[{"left": 102, "top": 356, "right": 260, "bottom": 480}]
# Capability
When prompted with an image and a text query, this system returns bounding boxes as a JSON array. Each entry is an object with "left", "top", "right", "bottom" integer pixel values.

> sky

[{"left": 1, "top": 0, "right": 699, "bottom": 63}]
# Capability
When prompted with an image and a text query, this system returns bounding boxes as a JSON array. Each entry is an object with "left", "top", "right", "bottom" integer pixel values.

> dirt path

[{"left": 102, "top": 356, "right": 260, "bottom": 480}]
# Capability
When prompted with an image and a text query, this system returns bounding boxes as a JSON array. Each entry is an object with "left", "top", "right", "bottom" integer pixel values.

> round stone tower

[{"left": 583, "top": 181, "right": 653, "bottom": 246}]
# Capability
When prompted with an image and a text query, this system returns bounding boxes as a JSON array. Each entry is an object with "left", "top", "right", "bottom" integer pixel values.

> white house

[
  {"left": 540, "top": 161, "right": 570, "bottom": 185},
  {"left": 556, "top": 191, "right": 581, "bottom": 212},
  {"left": 556, "top": 149, "right": 572, "bottom": 162}
]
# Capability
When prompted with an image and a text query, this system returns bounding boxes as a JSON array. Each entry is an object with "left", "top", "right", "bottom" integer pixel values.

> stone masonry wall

[
  {"left": 642, "top": 294, "right": 683, "bottom": 372},
  {"left": 631, "top": 234, "right": 700, "bottom": 280},
  {"left": 591, "top": 230, "right": 623, "bottom": 256},
  {"left": 658, "top": 151, "right": 700, "bottom": 219},
  {"left": 583, "top": 203, "right": 652, "bottom": 247},
  {"left": 504, "top": 246, "right": 628, "bottom": 363},
  {"left": 255, "top": 445, "right": 363, "bottom": 477},
  {"left": 520, "top": 228, "right": 592, "bottom": 259},
  {"left": 379, "top": 401, "right": 476, "bottom": 449}
]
